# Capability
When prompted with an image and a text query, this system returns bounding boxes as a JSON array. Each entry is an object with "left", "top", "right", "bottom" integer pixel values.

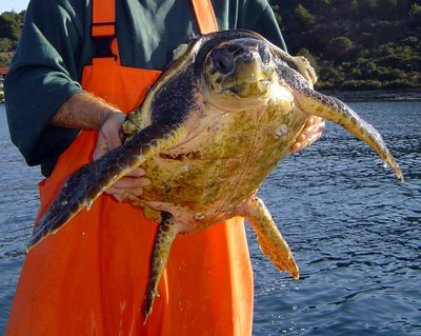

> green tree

[
  {"left": 409, "top": 3, "right": 421, "bottom": 27},
  {"left": 0, "top": 52, "right": 12, "bottom": 66},
  {"left": 0, "top": 37, "right": 12, "bottom": 52},
  {"left": 0, "top": 12, "right": 22, "bottom": 42},
  {"left": 326, "top": 36, "right": 354, "bottom": 60},
  {"left": 270, "top": 0, "right": 421, "bottom": 90},
  {"left": 295, "top": 4, "right": 315, "bottom": 27}
]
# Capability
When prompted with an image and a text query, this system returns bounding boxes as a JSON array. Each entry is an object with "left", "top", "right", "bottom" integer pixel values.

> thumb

[{"left": 93, "top": 112, "right": 126, "bottom": 159}]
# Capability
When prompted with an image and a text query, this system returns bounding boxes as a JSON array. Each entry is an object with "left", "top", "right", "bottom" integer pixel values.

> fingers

[
  {"left": 105, "top": 175, "right": 151, "bottom": 202},
  {"left": 125, "top": 167, "right": 147, "bottom": 178},
  {"left": 93, "top": 136, "right": 110, "bottom": 161},
  {"left": 93, "top": 112, "right": 126, "bottom": 160},
  {"left": 103, "top": 167, "right": 151, "bottom": 203},
  {"left": 102, "top": 163, "right": 150, "bottom": 202},
  {"left": 290, "top": 116, "right": 325, "bottom": 153},
  {"left": 93, "top": 112, "right": 151, "bottom": 202}
]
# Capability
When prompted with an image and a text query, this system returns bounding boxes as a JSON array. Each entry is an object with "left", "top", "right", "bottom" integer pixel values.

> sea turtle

[{"left": 28, "top": 30, "right": 403, "bottom": 319}]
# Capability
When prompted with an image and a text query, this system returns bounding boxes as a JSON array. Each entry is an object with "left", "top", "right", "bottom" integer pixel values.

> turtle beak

[
  {"left": 223, "top": 41, "right": 274, "bottom": 97},
  {"left": 225, "top": 53, "right": 275, "bottom": 97},
  {"left": 236, "top": 41, "right": 272, "bottom": 80},
  {"left": 235, "top": 52, "right": 268, "bottom": 83},
  {"left": 202, "top": 39, "right": 275, "bottom": 99}
]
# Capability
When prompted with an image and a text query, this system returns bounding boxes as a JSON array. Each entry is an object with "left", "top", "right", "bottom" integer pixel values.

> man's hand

[
  {"left": 93, "top": 112, "right": 150, "bottom": 202},
  {"left": 290, "top": 116, "right": 325, "bottom": 153},
  {"left": 51, "top": 93, "right": 150, "bottom": 203}
]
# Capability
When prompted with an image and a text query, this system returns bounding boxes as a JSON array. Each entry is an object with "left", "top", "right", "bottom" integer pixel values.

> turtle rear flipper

[
  {"left": 29, "top": 123, "right": 186, "bottom": 249},
  {"left": 242, "top": 196, "right": 299, "bottom": 280},
  {"left": 143, "top": 212, "right": 180, "bottom": 322}
]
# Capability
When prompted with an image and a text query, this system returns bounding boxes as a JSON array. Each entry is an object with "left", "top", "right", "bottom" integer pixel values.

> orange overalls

[{"left": 6, "top": 0, "right": 253, "bottom": 335}]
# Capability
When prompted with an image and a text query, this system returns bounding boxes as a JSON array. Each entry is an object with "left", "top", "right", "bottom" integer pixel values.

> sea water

[{"left": 0, "top": 101, "right": 420, "bottom": 335}]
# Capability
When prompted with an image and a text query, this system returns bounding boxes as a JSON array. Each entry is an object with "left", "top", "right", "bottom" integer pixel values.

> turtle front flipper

[
  {"left": 143, "top": 212, "right": 180, "bottom": 322},
  {"left": 242, "top": 196, "right": 299, "bottom": 280},
  {"left": 29, "top": 123, "right": 186, "bottom": 249},
  {"left": 275, "top": 59, "right": 403, "bottom": 181},
  {"left": 295, "top": 88, "right": 403, "bottom": 181}
]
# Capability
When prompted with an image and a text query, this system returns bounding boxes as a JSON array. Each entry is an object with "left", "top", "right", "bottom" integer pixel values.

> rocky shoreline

[{"left": 320, "top": 88, "right": 421, "bottom": 102}]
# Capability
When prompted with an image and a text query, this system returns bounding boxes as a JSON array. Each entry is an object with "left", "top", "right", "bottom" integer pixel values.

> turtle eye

[{"left": 212, "top": 49, "right": 234, "bottom": 74}]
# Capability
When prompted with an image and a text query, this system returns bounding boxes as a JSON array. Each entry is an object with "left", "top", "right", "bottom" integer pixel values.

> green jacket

[{"left": 5, "top": 0, "right": 287, "bottom": 176}]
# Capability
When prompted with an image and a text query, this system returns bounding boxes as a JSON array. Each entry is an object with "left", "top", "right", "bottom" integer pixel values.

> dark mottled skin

[{"left": 151, "top": 67, "right": 196, "bottom": 125}]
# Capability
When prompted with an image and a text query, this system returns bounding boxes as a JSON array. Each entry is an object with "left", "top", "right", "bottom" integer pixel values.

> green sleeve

[{"left": 5, "top": 0, "right": 87, "bottom": 176}]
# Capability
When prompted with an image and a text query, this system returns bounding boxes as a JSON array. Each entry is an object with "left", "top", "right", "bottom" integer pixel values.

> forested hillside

[
  {"left": 0, "top": 11, "right": 24, "bottom": 67},
  {"left": 271, "top": 0, "right": 421, "bottom": 90},
  {"left": 1, "top": 2, "right": 420, "bottom": 91}
]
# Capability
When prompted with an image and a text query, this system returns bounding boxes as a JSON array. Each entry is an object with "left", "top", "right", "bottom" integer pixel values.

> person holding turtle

[{"left": 5, "top": 0, "right": 324, "bottom": 334}]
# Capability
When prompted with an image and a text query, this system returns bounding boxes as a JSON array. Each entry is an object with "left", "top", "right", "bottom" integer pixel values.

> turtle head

[{"left": 200, "top": 38, "right": 276, "bottom": 107}]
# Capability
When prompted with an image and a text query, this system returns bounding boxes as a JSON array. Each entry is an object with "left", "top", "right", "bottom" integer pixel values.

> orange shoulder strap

[
  {"left": 90, "top": 0, "right": 118, "bottom": 60},
  {"left": 91, "top": 0, "right": 116, "bottom": 37},
  {"left": 191, "top": 0, "right": 219, "bottom": 33}
]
